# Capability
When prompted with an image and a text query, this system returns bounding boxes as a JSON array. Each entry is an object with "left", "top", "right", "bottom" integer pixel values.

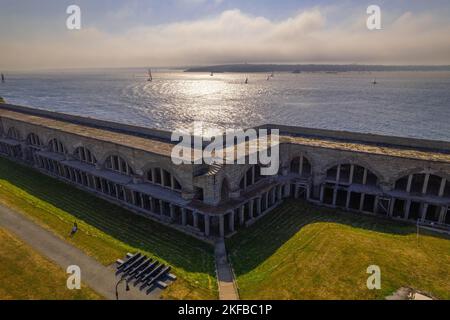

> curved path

[{"left": 0, "top": 204, "right": 160, "bottom": 300}]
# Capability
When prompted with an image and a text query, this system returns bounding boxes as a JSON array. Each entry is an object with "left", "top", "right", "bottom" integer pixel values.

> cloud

[{"left": 2, "top": 8, "right": 450, "bottom": 70}]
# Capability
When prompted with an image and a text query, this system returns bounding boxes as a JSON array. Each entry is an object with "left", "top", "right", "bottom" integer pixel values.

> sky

[{"left": 1, "top": 0, "right": 450, "bottom": 70}]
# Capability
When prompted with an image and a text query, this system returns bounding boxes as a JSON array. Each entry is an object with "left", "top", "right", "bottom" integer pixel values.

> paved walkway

[
  {"left": 0, "top": 205, "right": 160, "bottom": 300},
  {"left": 214, "top": 239, "right": 239, "bottom": 300}
]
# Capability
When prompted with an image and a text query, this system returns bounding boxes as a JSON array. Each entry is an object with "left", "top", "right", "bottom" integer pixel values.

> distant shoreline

[{"left": 185, "top": 64, "right": 450, "bottom": 73}]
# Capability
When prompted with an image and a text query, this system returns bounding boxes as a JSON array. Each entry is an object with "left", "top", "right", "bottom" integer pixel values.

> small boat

[
  {"left": 147, "top": 69, "right": 153, "bottom": 82},
  {"left": 1, "top": 73, "right": 4, "bottom": 83}
]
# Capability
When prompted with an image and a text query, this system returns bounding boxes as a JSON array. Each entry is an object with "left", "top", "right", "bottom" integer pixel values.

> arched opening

[
  {"left": 105, "top": 155, "right": 133, "bottom": 175},
  {"left": 395, "top": 173, "right": 448, "bottom": 198},
  {"left": 26, "top": 133, "right": 42, "bottom": 146},
  {"left": 240, "top": 165, "right": 264, "bottom": 190},
  {"left": 290, "top": 155, "right": 312, "bottom": 177},
  {"left": 7, "top": 127, "right": 20, "bottom": 140},
  {"left": 48, "top": 138, "right": 66, "bottom": 154},
  {"left": 326, "top": 163, "right": 378, "bottom": 186},
  {"left": 145, "top": 167, "right": 182, "bottom": 191},
  {"left": 74, "top": 146, "right": 97, "bottom": 164}
]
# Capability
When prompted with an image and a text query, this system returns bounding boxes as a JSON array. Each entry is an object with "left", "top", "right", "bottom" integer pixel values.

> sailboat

[{"left": 147, "top": 69, "right": 153, "bottom": 82}]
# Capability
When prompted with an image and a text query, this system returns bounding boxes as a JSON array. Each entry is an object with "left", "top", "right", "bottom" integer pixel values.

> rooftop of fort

[{"left": 1, "top": 103, "right": 449, "bottom": 164}]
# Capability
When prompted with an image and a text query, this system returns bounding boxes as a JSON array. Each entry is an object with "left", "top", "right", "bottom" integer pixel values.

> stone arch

[
  {"left": 390, "top": 167, "right": 450, "bottom": 184},
  {"left": 289, "top": 153, "right": 313, "bottom": 177},
  {"left": 25, "top": 132, "right": 43, "bottom": 146},
  {"left": 239, "top": 164, "right": 264, "bottom": 190},
  {"left": 322, "top": 160, "right": 382, "bottom": 186},
  {"left": 7, "top": 127, "right": 21, "bottom": 140},
  {"left": 47, "top": 137, "right": 67, "bottom": 154},
  {"left": 393, "top": 170, "right": 449, "bottom": 197},
  {"left": 73, "top": 145, "right": 97, "bottom": 164},
  {"left": 103, "top": 154, "right": 135, "bottom": 176},
  {"left": 143, "top": 163, "right": 184, "bottom": 191}
]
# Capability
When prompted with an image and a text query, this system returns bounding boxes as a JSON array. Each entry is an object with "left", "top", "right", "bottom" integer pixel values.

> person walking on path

[{"left": 70, "top": 222, "right": 78, "bottom": 237}]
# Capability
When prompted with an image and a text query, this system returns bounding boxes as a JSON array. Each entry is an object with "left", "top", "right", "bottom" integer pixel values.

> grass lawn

[
  {"left": 0, "top": 157, "right": 217, "bottom": 300},
  {"left": 0, "top": 227, "right": 102, "bottom": 300},
  {"left": 227, "top": 199, "right": 450, "bottom": 300}
]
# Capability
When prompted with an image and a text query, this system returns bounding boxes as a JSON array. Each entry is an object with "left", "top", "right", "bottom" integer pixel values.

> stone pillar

[
  {"left": 332, "top": 188, "right": 337, "bottom": 206},
  {"left": 359, "top": 193, "right": 365, "bottom": 211},
  {"left": 239, "top": 206, "right": 245, "bottom": 225},
  {"left": 421, "top": 203, "right": 428, "bottom": 222},
  {"left": 256, "top": 197, "right": 262, "bottom": 215},
  {"left": 251, "top": 166, "right": 255, "bottom": 185},
  {"left": 299, "top": 156, "right": 304, "bottom": 176},
  {"left": 181, "top": 208, "right": 187, "bottom": 226},
  {"left": 160, "top": 168, "right": 166, "bottom": 187},
  {"left": 388, "top": 198, "right": 395, "bottom": 217},
  {"left": 277, "top": 185, "right": 283, "bottom": 202},
  {"left": 159, "top": 199, "right": 164, "bottom": 215},
  {"left": 170, "top": 204, "right": 176, "bottom": 222},
  {"left": 193, "top": 212, "right": 199, "bottom": 229},
  {"left": 319, "top": 185, "right": 324, "bottom": 203},
  {"left": 115, "top": 184, "right": 120, "bottom": 199},
  {"left": 229, "top": 211, "right": 235, "bottom": 232},
  {"left": 93, "top": 176, "right": 99, "bottom": 190},
  {"left": 131, "top": 191, "right": 137, "bottom": 206},
  {"left": 140, "top": 193, "right": 145, "bottom": 209},
  {"left": 149, "top": 197, "right": 155, "bottom": 212},
  {"left": 249, "top": 199, "right": 255, "bottom": 219},
  {"left": 404, "top": 200, "right": 411, "bottom": 220},
  {"left": 438, "top": 178, "right": 446, "bottom": 197},
  {"left": 362, "top": 169, "right": 368, "bottom": 185},
  {"left": 349, "top": 165, "right": 354, "bottom": 184},
  {"left": 406, "top": 174, "right": 413, "bottom": 193},
  {"left": 336, "top": 164, "right": 341, "bottom": 183},
  {"left": 219, "top": 215, "right": 225, "bottom": 238},
  {"left": 422, "top": 173, "right": 430, "bottom": 194},
  {"left": 204, "top": 214, "right": 210, "bottom": 237},
  {"left": 438, "top": 206, "right": 446, "bottom": 224},
  {"left": 345, "top": 191, "right": 351, "bottom": 209},
  {"left": 170, "top": 175, "right": 175, "bottom": 190}
]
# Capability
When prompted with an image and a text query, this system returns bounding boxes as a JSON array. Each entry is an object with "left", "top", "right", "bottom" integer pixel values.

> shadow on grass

[
  {"left": 227, "top": 198, "right": 450, "bottom": 275},
  {"left": 0, "top": 157, "right": 215, "bottom": 278}
]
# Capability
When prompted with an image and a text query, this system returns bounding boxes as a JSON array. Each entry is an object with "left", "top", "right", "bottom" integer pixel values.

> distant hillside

[{"left": 185, "top": 64, "right": 450, "bottom": 73}]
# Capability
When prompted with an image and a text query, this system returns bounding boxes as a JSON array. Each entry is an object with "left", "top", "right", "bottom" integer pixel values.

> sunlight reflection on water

[{"left": 1, "top": 69, "right": 449, "bottom": 141}]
